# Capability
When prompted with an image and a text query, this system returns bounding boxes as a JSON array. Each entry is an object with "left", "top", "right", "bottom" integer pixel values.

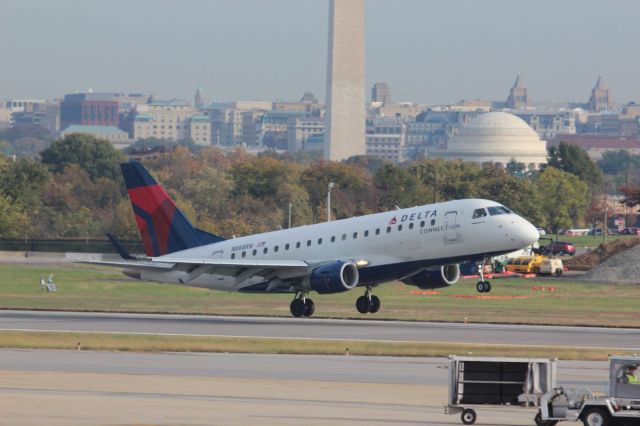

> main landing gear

[
  {"left": 356, "top": 286, "right": 380, "bottom": 314},
  {"left": 290, "top": 292, "right": 315, "bottom": 318},
  {"left": 476, "top": 264, "right": 491, "bottom": 293}
]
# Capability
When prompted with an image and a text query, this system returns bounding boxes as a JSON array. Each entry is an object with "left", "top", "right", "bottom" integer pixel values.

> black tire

[
  {"left": 555, "top": 268, "right": 563, "bottom": 277},
  {"left": 582, "top": 407, "right": 610, "bottom": 426},
  {"left": 356, "top": 296, "right": 371, "bottom": 314},
  {"left": 461, "top": 408, "right": 476, "bottom": 425},
  {"left": 535, "top": 411, "right": 558, "bottom": 426},
  {"left": 303, "top": 299, "right": 315, "bottom": 317},
  {"left": 369, "top": 295, "right": 380, "bottom": 313},
  {"left": 290, "top": 299, "right": 305, "bottom": 317},
  {"left": 476, "top": 281, "right": 485, "bottom": 293},
  {"left": 483, "top": 281, "right": 491, "bottom": 293}
]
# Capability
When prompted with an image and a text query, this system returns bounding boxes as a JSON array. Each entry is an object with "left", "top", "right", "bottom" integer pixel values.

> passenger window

[
  {"left": 420, "top": 221, "right": 425, "bottom": 228},
  {"left": 296, "top": 242, "right": 301, "bottom": 248},
  {"left": 285, "top": 243, "right": 290, "bottom": 250},
  {"left": 353, "top": 232, "right": 358, "bottom": 239},
  {"left": 252, "top": 249, "right": 257, "bottom": 256},
  {"left": 472, "top": 208, "right": 487, "bottom": 219},
  {"left": 375, "top": 228, "right": 380, "bottom": 235},
  {"left": 398, "top": 225, "right": 403, "bottom": 231},
  {"left": 318, "top": 238, "right": 322, "bottom": 245},
  {"left": 364, "top": 230, "right": 369, "bottom": 237},
  {"left": 331, "top": 236, "right": 336, "bottom": 242},
  {"left": 307, "top": 240, "right": 311, "bottom": 247},
  {"left": 274, "top": 246, "right": 279, "bottom": 252},
  {"left": 409, "top": 223, "right": 414, "bottom": 230},
  {"left": 231, "top": 253, "right": 236, "bottom": 259},
  {"left": 241, "top": 251, "right": 246, "bottom": 258},
  {"left": 430, "top": 219, "right": 436, "bottom": 226},
  {"left": 386, "top": 226, "right": 391, "bottom": 233},
  {"left": 342, "top": 234, "right": 347, "bottom": 241},
  {"left": 263, "top": 247, "right": 268, "bottom": 254}
]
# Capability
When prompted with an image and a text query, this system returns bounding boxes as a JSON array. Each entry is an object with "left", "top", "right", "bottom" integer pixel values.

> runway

[
  {"left": 0, "top": 349, "right": 609, "bottom": 426},
  {"left": 1, "top": 309, "right": 639, "bottom": 349}
]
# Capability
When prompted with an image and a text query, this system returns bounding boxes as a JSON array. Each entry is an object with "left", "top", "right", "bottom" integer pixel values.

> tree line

[{"left": 0, "top": 133, "right": 632, "bottom": 240}]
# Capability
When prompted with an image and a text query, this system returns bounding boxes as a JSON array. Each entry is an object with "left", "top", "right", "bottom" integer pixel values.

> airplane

[{"left": 91, "top": 161, "right": 540, "bottom": 318}]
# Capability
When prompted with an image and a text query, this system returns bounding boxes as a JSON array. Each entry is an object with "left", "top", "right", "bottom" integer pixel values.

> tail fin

[{"left": 120, "top": 161, "right": 225, "bottom": 257}]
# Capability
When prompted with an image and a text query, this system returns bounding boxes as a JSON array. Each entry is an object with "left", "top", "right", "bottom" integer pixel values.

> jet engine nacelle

[
  {"left": 309, "top": 261, "right": 359, "bottom": 294},
  {"left": 401, "top": 264, "right": 460, "bottom": 289}
]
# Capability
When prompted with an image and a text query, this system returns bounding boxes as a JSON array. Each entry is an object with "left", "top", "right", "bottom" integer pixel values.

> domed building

[{"left": 430, "top": 112, "right": 548, "bottom": 169}]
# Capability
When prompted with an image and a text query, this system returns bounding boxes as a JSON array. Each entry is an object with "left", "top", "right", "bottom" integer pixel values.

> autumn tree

[{"left": 41, "top": 133, "right": 126, "bottom": 181}]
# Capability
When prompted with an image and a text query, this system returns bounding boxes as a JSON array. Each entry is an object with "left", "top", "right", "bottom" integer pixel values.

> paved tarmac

[
  {"left": 0, "top": 349, "right": 609, "bottom": 426},
  {"left": 1, "top": 310, "right": 639, "bottom": 349}
]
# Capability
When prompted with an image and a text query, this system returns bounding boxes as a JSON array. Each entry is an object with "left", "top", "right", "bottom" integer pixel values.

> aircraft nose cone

[{"left": 519, "top": 220, "right": 540, "bottom": 245}]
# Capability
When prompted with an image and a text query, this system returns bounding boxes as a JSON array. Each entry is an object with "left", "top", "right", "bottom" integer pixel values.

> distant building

[
  {"left": 132, "top": 99, "right": 211, "bottom": 145},
  {"left": 287, "top": 116, "right": 325, "bottom": 153},
  {"left": 407, "top": 110, "right": 478, "bottom": 152},
  {"left": 514, "top": 111, "right": 576, "bottom": 140},
  {"left": 12, "top": 101, "right": 60, "bottom": 133},
  {"left": 60, "top": 93, "right": 119, "bottom": 130},
  {"left": 61, "top": 124, "right": 131, "bottom": 149},
  {"left": 0, "top": 105, "right": 11, "bottom": 129},
  {"left": 506, "top": 74, "right": 528, "bottom": 110},
  {"left": 366, "top": 117, "right": 406, "bottom": 163},
  {"left": 6, "top": 99, "right": 46, "bottom": 112},
  {"left": 548, "top": 134, "right": 640, "bottom": 160},
  {"left": 194, "top": 88, "right": 204, "bottom": 109},
  {"left": 429, "top": 112, "right": 547, "bottom": 169},
  {"left": 371, "top": 82, "right": 391, "bottom": 103},
  {"left": 589, "top": 76, "right": 613, "bottom": 112}
]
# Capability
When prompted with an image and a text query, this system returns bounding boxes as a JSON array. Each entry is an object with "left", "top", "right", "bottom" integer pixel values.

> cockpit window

[
  {"left": 487, "top": 206, "right": 511, "bottom": 216},
  {"left": 472, "top": 208, "right": 487, "bottom": 219}
]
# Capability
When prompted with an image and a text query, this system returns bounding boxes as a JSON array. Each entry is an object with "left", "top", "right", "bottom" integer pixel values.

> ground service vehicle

[
  {"left": 535, "top": 356, "right": 640, "bottom": 426},
  {"left": 444, "top": 356, "right": 556, "bottom": 425},
  {"left": 550, "top": 241, "right": 576, "bottom": 256}
]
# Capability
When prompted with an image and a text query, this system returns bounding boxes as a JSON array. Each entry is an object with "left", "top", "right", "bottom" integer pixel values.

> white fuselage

[{"left": 140, "top": 198, "right": 539, "bottom": 292}]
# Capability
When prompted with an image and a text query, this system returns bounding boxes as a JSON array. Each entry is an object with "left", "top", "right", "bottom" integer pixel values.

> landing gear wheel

[
  {"left": 582, "top": 408, "right": 610, "bottom": 426},
  {"left": 476, "top": 281, "right": 491, "bottom": 293},
  {"left": 461, "top": 408, "right": 477, "bottom": 425},
  {"left": 369, "top": 295, "right": 380, "bottom": 313},
  {"left": 535, "top": 411, "right": 558, "bottom": 426},
  {"left": 356, "top": 296, "right": 371, "bottom": 314},
  {"left": 290, "top": 298, "right": 305, "bottom": 317},
  {"left": 303, "top": 298, "right": 315, "bottom": 317}
]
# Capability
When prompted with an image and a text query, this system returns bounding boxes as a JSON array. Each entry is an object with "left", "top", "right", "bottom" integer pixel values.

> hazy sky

[{"left": 2, "top": 0, "right": 639, "bottom": 104}]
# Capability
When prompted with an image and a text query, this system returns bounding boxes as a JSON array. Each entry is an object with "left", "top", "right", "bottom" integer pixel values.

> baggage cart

[{"left": 444, "top": 355, "right": 557, "bottom": 424}]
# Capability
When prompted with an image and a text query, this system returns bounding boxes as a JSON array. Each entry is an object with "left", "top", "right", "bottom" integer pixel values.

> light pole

[
  {"left": 327, "top": 182, "right": 335, "bottom": 222},
  {"left": 288, "top": 202, "right": 292, "bottom": 229}
]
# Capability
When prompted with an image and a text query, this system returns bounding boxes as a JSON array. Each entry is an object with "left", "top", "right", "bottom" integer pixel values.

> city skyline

[{"left": 2, "top": 0, "right": 640, "bottom": 104}]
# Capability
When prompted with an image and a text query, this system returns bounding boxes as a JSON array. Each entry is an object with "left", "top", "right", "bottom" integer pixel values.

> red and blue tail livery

[{"left": 121, "top": 162, "right": 225, "bottom": 257}]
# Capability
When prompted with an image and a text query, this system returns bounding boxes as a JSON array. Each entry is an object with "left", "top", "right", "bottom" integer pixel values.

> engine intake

[
  {"left": 401, "top": 264, "right": 460, "bottom": 289},
  {"left": 309, "top": 261, "right": 359, "bottom": 294}
]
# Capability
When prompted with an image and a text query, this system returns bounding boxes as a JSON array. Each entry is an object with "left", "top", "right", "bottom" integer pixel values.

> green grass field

[
  {"left": 543, "top": 234, "right": 634, "bottom": 248},
  {"left": 1, "top": 263, "right": 638, "bottom": 327}
]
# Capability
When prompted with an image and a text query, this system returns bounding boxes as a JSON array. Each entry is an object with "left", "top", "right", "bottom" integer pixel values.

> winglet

[{"left": 106, "top": 233, "right": 137, "bottom": 260}]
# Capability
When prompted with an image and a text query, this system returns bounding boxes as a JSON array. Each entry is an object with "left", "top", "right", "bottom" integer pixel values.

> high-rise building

[
  {"left": 506, "top": 74, "right": 528, "bottom": 110},
  {"left": 371, "top": 82, "right": 391, "bottom": 103},
  {"left": 323, "top": 0, "right": 366, "bottom": 161},
  {"left": 589, "top": 76, "right": 613, "bottom": 112}
]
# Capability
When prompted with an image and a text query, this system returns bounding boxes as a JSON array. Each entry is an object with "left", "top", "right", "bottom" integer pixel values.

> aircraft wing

[
  {"left": 152, "top": 257, "right": 310, "bottom": 288},
  {"left": 89, "top": 257, "right": 310, "bottom": 289},
  {"left": 82, "top": 260, "right": 175, "bottom": 271}
]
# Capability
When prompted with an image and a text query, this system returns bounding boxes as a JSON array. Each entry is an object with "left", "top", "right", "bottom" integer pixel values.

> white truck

[{"left": 535, "top": 356, "right": 640, "bottom": 426}]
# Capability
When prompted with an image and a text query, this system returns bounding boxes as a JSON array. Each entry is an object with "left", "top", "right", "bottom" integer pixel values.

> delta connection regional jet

[{"left": 93, "top": 161, "right": 539, "bottom": 317}]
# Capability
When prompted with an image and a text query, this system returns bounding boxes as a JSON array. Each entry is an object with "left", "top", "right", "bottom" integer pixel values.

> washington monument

[{"left": 323, "top": 0, "right": 366, "bottom": 161}]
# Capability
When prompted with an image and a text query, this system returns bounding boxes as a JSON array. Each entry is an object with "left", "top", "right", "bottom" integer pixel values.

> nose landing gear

[
  {"left": 356, "top": 286, "right": 380, "bottom": 314},
  {"left": 290, "top": 292, "right": 315, "bottom": 317},
  {"left": 476, "top": 264, "right": 491, "bottom": 293}
]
